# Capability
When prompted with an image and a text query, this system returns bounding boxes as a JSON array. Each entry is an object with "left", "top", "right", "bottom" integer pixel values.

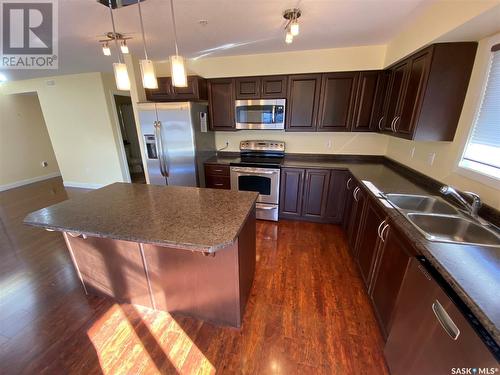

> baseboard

[
  {"left": 63, "top": 181, "right": 105, "bottom": 189},
  {"left": 0, "top": 172, "right": 61, "bottom": 192}
]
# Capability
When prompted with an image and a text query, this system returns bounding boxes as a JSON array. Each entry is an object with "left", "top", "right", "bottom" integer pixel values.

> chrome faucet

[{"left": 440, "top": 185, "right": 481, "bottom": 218}]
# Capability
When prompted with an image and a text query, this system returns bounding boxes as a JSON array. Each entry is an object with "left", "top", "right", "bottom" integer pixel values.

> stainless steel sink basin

[
  {"left": 407, "top": 213, "right": 500, "bottom": 247},
  {"left": 386, "top": 194, "right": 459, "bottom": 215}
]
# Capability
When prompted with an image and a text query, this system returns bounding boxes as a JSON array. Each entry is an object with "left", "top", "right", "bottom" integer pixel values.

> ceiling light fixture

[
  {"left": 120, "top": 40, "right": 129, "bottom": 54},
  {"left": 108, "top": 0, "right": 130, "bottom": 90},
  {"left": 283, "top": 8, "right": 301, "bottom": 44},
  {"left": 102, "top": 42, "right": 111, "bottom": 56},
  {"left": 168, "top": 0, "right": 187, "bottom": 87},
  {"left": 0, "top": 73, "right": 7, "bottom": 83},
  {"left": 136, "top": 0, "right": 158, "bottom": 89}
]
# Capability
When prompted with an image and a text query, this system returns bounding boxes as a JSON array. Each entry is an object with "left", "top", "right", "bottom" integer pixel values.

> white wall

[
  {"left": 1, "top": 73, "right": 128, "bottom": 188},
  {"left": 0, "top": 93, "right": 60, "bottom": 189}
]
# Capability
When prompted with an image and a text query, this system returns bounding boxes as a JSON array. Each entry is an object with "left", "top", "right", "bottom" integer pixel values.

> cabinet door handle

[
  {"left": 213, "top": 183, "right": 224, "bottom": 186},
  {"left": 390, "top": 117, "right": 397, "bottom": 132},
  {"left": 353, "top": 187, "right": 360, "bottom": 201},
  {"left": 393, "top": 116, "right": 400, "bottom": 132},
  {"left": 346, "top": 177, "right": 352, "bottom": 189},
  {"left": 432, "top": 300, "right": 460, "bottom": 340},
  {"left": 378, "top": 116, "right": 384, "bottom": 130},
  {"left": 380, "top": 223, "right": 390, "bottom": 242},
  {"left": 377, "top": 219, "right": 386, "bottom": 239}
]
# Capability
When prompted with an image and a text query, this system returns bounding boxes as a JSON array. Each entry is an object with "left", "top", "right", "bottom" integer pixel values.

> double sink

[{"left": 385, "top": 194, "right": 500, "bottom": 247}]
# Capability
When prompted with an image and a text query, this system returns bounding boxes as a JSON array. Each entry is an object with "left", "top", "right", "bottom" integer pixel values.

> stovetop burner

[{"left": 230, "top": 140, "right": 285, "bottom": 169}]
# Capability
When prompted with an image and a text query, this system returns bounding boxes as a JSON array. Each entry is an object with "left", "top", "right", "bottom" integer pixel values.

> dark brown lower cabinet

[
  {"left": 204, "top": 164, "right": 230, "bottom": 189},
  {"left": 301, "top": 169, "right": 330, "bottom": 221},
  {"left": 342, "top": 174, "right": 355, "bottom": 231},
  {"left": 346, "top": 184, "right": 366, "bottom": 252},
  {"left": 370, "top": 223, "right": 412, "bottom": 338},
  {"left": 384, "top": 258, "right": 498, "bottom": 374},
  {"left": 279, "top": 168, "right": 348, "bottom": 223},
  {"left": 355, "top": 199, "right": 386, "bottom": 287}
]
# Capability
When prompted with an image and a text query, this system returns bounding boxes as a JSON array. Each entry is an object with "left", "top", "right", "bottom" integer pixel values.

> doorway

[{"left": 114, "top": 95, "right": 145, "bottom": 184}]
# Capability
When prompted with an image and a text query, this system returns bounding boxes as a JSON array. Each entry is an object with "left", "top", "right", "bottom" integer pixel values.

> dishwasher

[{"left": 384, "top": 257, "right": 499, "bottom": 375}]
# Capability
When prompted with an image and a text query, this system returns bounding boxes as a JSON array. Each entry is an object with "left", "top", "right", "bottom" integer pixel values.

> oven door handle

[{"left": 231, "top": 167, "right": 278, "bottom": 175}]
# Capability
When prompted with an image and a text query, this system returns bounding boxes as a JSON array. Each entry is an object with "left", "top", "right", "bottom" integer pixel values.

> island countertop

[{"left": 24, "top": 183, "right": 258, "bottom": 253}]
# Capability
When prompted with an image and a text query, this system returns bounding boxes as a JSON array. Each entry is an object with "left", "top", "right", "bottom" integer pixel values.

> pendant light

[
  {"left": 102, "top": 42, "right": 111, "bottom": 56},
  {"left": 169, "top": 0, "right": 187, "bottom": 87},
  {"left": 108, "top": 0, "right": 130, "bottom": 90},
  {"left": 283, "top": 9, "right": 301, "bottom": 44},
  {"left": 120, "top": 40, "right": 129, "bottom": 54},
  {"left": 137, "top": 0, "right": 158, "bottom": 89}
]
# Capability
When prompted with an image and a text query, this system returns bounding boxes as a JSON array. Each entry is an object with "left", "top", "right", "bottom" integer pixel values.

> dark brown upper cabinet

[
  {"left": 372, "top": 71, "right": 391, "bottom": 132},
  {"left": 261, "top": 75, "right": 288, "bottom": 98},
  {"left": 382, "top": 42, "right": 477, "bottom": 141},
  {"left": 317, "top": 72, "right": 358, "bottom": 132},
  {"left": 286, "top": 74, "right": 322, "bottom": 131},
  {"left": 208, "top": 78, "right": 235, "bottom": 131},
  {"left": 145, "top": 76, "right": 207, "bottom": 102},
  {"left": 351, "top": 71, "right": 381, "bottom": 132},
  {"left": 301, "top": 169, "right": 330, "bottom": 221},
  {"left": 235, "top": 77, "right": 261, "bottom": 99}
]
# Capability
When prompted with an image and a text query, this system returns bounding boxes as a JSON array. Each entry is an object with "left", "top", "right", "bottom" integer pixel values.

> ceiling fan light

[
  {"left": 290, "top": 21, "right": 299, "bottom": 36},
  {"left": 140, "top": 59, "right": 158, "bottom": 89},
  {"left": 170, "top": 55, "right": 187, "bottom": 87},
  {"left": 113, "top": 62, "right": 131, "bottom": 90},
  {"left": 285, "top": 30, "right": 293, "bottom": 44},
  {"left": 120, "top": 40, "right": 129, "bottom": 54},
  {"left": 102, "top": 42, "right": 111, "bottom": 56}
]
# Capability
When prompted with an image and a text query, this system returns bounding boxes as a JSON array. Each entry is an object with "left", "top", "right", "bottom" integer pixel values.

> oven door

[
  {"left": 230, "top": 167, "right": 280, "bottom": 204},
  {"left": 235, "top": 99, "right": 285, "bottom": 130}
]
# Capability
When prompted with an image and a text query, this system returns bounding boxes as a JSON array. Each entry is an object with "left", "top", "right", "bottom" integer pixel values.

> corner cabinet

[
  {"left": 279, "top": 167, "right": 348, "bottom": 223},
  {"left": 381, "top": 42, "right": 477, "bottom": 141},
  {"left": 207, "top": 78, "right": 235, "bottom": 131}
]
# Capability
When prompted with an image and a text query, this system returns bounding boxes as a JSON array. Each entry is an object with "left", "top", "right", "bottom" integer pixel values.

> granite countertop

[
  {"left": 207, "top": 153, "right": 500, "bottom": 343},
  {"left": 24, "top": 183, "right": 258, "bottom": 253}
]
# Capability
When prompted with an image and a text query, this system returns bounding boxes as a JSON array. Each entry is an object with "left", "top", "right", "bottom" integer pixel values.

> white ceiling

[{"left": 3, "top": 0, "right": 437, "bottom": 81}]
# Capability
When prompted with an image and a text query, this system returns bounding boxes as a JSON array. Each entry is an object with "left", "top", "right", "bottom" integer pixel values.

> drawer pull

[
  {"left": 432, "top": 299, "right": 460, "bottom": 340},
  {"left": 213, "top": 169, "right": 223, "bottom": 172},
  {"left": 346, "top": 177, "right": 352, "bottom": 189},
  {"left": 214, "top": 183, "right": 224, "bottom": 186}
]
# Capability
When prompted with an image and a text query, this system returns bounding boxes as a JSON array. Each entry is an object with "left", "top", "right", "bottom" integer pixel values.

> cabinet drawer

[
  {"left": 206, "top": 175, "right": 230, "bottom": 190},
  {"left": 205, "top": 164, "right": 230, "bottom": 177}
]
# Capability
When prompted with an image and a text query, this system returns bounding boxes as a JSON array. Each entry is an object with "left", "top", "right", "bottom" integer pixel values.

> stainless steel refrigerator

[{"left": 138, "top": 102, "right": 215, "bottom": 187}]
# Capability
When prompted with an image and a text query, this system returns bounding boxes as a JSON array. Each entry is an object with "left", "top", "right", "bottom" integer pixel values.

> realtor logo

[{"left": 1, "top": 0, "right": 58, "bottom": 69}]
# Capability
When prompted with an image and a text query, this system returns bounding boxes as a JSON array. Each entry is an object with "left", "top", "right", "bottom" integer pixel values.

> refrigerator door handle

[{"left": 154, "top": 121, "right": 168, "bottom": 177}]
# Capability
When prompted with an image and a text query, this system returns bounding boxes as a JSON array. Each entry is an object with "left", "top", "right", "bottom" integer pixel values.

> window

[{"left": 459, "top": 44, "right": 500, "bottom": 180}]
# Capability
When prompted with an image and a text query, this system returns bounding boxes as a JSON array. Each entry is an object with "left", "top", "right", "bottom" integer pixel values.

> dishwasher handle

[{"left": 432, "top": 299, "right": 460, "bottom": 341}]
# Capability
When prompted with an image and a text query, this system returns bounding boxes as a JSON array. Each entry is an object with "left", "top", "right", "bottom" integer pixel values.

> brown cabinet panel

[
  {"left": 395, "top": 50, "right": 432, "bottom": 137},
  {"left": 347, "top": 184, "right": 366, "bottom": 253},
  {"left": 351, "top": 71, "right": 380, "bottom": 132},
  {"left": 370, "top": 225, "right": 411, "bottom": 337},
  {"left": 208, "top": 78, "right": 235, "bottom": 130},
  {"left": 318, "top": 72, "right": 358, "bottom": 132},
  {"left": 373, "top": 71, "right": 391, "bottom": 132},
  {"left": 286, "top": 74, "right": 322, "bottom": 131},
  {"left": 146, "top": 76, "right": 207, "bottom": 102},
  {"left": 355, "top": 200, "right": 386, "bottom": 288},
  {"left": 205, "top": 175, "right": 231, "bottom": 190},
  {"left": 302, "top": 169, "right": 330, "bottom": 220},
  {"left": 342, "top": 174, "right": 355, "bottom": 231},
  {"left": 261, "top": 75, "right": 288, "bottom": 98},
  {"left": 383, "top": 61, "right": 409, "bottom": 132},
  {"left": 204, "top": 164, "right": 230, "bottom": 176},
  {"left": 325, "top": 170, "right": 348, "bottom": 223},
  {"left": 279, "top": 168, "right": 305, "bottom": 218},
  {"left": 235, "top": 77, "right": 261, "bottom": 99}
]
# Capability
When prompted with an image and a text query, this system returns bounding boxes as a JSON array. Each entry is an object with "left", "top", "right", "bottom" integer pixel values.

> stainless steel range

[{"left": 230, "top": 140, "right": 285, "bottom": 221}]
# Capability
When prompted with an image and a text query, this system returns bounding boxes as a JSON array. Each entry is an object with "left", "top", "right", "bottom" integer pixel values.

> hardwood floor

[{"left": 0, "top": 177, "right": 389, "bottom": 374}]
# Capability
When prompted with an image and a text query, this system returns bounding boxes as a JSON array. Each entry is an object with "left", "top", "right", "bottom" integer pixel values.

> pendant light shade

[
  {"left": 170, "top": 54, "right": 187, "bottom": 87},
  {"left": 120, "top": 40, "right": 129, "bottom": 54},
  {"left": 102, "top": 42, "right": 111, "bottom": 56},
  {"left": 140, "top": 59, "right": 158, "bottom": 89},
  {"left": 285, "top": 30, "right": 293, "bottom": 44},
  {"left": 290, "top": 21, "right": 299, "bottom": 36},
  {"left": 113, "top": 62, "right": 131, "bottom": 90}
]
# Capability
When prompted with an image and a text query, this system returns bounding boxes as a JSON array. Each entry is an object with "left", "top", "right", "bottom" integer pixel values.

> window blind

[{"left": 462, "top": 46, "right": 500, "bottom": 177}]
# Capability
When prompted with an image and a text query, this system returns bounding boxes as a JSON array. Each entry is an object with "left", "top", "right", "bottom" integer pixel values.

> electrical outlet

[
  {"left": 326, "top": 139, "right": 332, "bottom": 149},
  {"left": 427, "top": 153, "right": 436, "bottom": 166},
  {"left": 41, "top": 161, "right": 48, "bottom": 168}
]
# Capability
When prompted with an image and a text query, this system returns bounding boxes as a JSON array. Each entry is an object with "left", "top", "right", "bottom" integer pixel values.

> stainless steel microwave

[{"left": 235, "top": 99, "right": 285, "bottom": 130}]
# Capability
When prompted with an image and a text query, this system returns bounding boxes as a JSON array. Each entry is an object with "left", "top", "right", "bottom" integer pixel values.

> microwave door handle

[{"left": 271, "top": 106, "right": 276, "bottom": 123}]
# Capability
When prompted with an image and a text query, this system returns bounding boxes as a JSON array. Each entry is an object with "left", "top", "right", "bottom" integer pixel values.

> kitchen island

[{"left": 24, "top": 183, "right": 258, "bottom": 328}]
